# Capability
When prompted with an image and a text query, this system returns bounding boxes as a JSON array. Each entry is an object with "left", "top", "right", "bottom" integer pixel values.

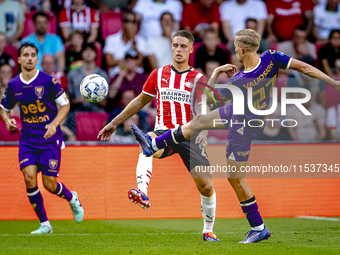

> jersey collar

[
  {"left": 20, "top": 70, "right": 39, "bottom": 84},
  {"left": 171, "top": 65, "right": 192, "bottom": 75},
  {"left": 243, "top": 58, "right": 261, "bottom": 73}
]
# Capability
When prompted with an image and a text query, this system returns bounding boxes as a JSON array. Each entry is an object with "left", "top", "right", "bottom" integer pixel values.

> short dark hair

[
  {"left": 160, "top": 12, "right": 174, "bottom": 22},
  {"left": 33, "top": 11, "right": 49, "bottom": 23},
  {"left": 18, "top": 42, "right": 38, "bottom": 56},
  {"left": 172, "top": 30, "right": 194, "bottom": 44},
  {"left": 246, "top": 18, "right": 257, "bottom": 25},
  {"left": 295, "top": 25, "right": 307, "bottom": 32},
  {"left": 122, "top": 10, "right": 136, "bottom": 21},
  {"left": 203, "top": 28, "right": 217, "bottom": 37},
  {"left": 329, "top": 29, "right": 340, "bottom": 39}
]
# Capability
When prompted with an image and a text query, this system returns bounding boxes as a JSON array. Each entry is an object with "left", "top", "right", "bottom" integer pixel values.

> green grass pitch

[{"left": 1, "top": 218, "right": 340, "bottom": 255}]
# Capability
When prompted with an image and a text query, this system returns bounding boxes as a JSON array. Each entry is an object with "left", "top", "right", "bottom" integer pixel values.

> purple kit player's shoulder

[{"left": 7, "top": 74, "right": 21, "bottom": 88}]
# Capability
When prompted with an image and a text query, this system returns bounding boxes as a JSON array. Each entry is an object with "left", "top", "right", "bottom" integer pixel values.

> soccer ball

[{"left": 80, "top": 74, "right": 108, "bottom": 103}]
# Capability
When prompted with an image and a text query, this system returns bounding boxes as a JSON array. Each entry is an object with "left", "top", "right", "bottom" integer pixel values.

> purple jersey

[
  {"left": 0, "top": 70, "right": 65, "bottom": 145},
  {"left": 217, "top": 50, "right": 292, "bottom": 120}
]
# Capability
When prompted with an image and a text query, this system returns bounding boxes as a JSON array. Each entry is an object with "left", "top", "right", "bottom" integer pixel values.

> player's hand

[
  {"left": 267, "top": 34, "right": 278, "bottom": 45},
  {"left": 196, "top": 130, "right": 208, "bottom": 150},
  {"left": 215, "top": 64, "right": 237, "bottom": 77},
  {"left": 97, "top": 122, "right": 117, "bottom": 141},
  {"left": 333, "top": 80, "right": 340, "bottom": 92},
  {"left": 6, "top": 118, "right": 16, "bottom": 131},
  {"left": 44, "top": 123, "right": 57, "bottom": 139}
]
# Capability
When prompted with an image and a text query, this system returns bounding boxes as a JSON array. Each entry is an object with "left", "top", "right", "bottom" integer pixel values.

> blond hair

[{"left": 235, "top": 29, "right": 261, "bottom": 52}]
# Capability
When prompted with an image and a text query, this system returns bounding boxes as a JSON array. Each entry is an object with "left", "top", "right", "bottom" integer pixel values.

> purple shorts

[
  {"left": 218, "top": 104, "right": 262, "bottom": 162},
  {"left": 19, "top": 140, "right": 61, "bottom": 177}
]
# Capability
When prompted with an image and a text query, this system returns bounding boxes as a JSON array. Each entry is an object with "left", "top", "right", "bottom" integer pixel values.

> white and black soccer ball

[{"left": 80, "top": 74, "right": 108, "bottom": 103}]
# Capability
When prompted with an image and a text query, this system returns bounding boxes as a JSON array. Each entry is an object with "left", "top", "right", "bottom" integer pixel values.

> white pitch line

[{"left": 296, "top": 216, "right": 340, "bottom": 221}]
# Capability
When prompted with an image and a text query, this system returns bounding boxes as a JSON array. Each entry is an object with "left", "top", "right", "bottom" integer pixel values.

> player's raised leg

[
  {"left": 22, "top": 165, "right": 53, "bottom": 234},
  {"left": 191, "top": 170, "right": 219, "bottom": 241},
  {"left": 131, "top": 108, "right": 224, "bottom": 157},
  {"left": 128, "top": 132, "right": 166, "bottom": 209},
  {"left": 227, "top": 159, "right": 271, "bottom": 243}
]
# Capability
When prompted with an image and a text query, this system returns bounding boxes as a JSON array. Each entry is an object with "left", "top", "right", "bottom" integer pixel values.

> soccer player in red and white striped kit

[{"left": 98, "top": 30, "right": 219, "bottom": 241}]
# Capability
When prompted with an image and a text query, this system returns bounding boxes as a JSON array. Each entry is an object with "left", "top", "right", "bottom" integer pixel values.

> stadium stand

[
  {"left": 76, "top": 112, "right": 108, "bottom": 141},
  {"left": 100, "top": 10, "right": 123, "bottom": 41},
  {"left": 21, "top": 11, "right": 57, "bottom": 38}
]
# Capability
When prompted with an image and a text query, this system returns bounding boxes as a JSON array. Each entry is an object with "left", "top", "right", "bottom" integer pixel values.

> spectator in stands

[
  {"left": 0, "top": 0, "right": 25, "bottom": 47},
  {"left": 314, "top": 0, "right": 340, "bottom": 43},
  {"left": 65, "top": 30, "right": 84, "bottom": 73},
  {"left": 181, "top": 0, "right": 220, "bottom": 40},
  {"left": 194, "top": 28, "right": 230, "bottom": 74},
  {"left": 287, "top": 93, "right": 326, "bottom": 142},
  {"left": 67, "top": 42, "right": 108, "bottom": 112},
  {"left": 318, "top": 30, "right": 340, "bottom": 79},
  {"left": 258, "top": 104, "right": 291, "bottom": 141},
  {"left": 0, "top": 63, "right": 12, "bottom": 100},
  {"left": 109, "top": 114, "right": 140, "bottom": 144},
  {"left": 22, "top": 12, "right": 65, "bottom": 72},
  {"left": 0, "top": 32, "right": 15, "bottom": 70},
  {"left": 278, "top": 25, "right": 316, "bottom": 66},
  {"left": 20, "top": 0, "right": 51, "bottom": 12},
  {"left": 107, "top": 49, "right": 148, "bottom": 112},
  {"left": 133, "top": 0, "right": 182, "bottom": 39},
  {"left": 103, "top": 11, "right": 147, "bottom": 78},
  {"left": 204, "top": 60, "right": 220, "bottom": 79},
  {"left": 59, "top": 0, "right": 100, "bottom": 42},
  {"left": 41, "top": 54, "right": 68, "bottom": 91},
  {"left": 220, "top": 0, "right": 268, "bottom": 49},
  {"left": 147, "top": 12, "right": 174, "bottom": 70},
  {"left": 326, "top": 103, "right": 340, "bottom": 141},
  {"left": 266, "top": 0, "right": 313, "bottom": 44},
  {"left": 245, "top": 18, "right": 269, "bottom": 54}
]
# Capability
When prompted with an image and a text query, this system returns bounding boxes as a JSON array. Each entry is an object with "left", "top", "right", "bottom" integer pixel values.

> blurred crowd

[{"left": 0, "top": 0, "right": 340, "bottom": 143}]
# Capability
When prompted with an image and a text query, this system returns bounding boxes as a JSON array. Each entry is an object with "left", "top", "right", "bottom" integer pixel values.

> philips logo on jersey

[
  {"left": 19, "top": 100, "right": 50, "bottom": 124},
  {"left": 159, "top": 88, "right": 191, "bottom": 104}
]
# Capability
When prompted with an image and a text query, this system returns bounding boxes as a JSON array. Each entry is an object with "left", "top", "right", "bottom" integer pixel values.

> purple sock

[
  {"left": 155, "top": 126, "right": 187, "bottom": 149},
  {"left": 27, "top": 187, "right": 48, "bottom": 223},
  {"left": 241, "top": 196, "right": 263, "bottom": 228},
  {"left": 51, "top": 182, "right": 73, "bottom": 201}
]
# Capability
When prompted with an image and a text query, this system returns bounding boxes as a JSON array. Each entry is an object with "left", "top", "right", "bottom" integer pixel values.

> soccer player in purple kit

[
  {"left": 131, "top": 29, "right": 340, "bottom": 243},
  {"left": 0, "top": 42, "right": 84, "bottom": 234}
]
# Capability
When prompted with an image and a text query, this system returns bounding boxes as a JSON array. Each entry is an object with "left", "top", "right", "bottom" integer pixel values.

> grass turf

[{"left": 0, "top": 218, "right": 340, "bottom": 255}]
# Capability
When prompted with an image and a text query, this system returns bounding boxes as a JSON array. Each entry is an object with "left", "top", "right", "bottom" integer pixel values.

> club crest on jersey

[
  {"left": 49, "top": 159, "right": 58, "bottom": 170},
  {"left": 184, "top": 81, "right": 194, "bottom": 88},
  {"left": 35, "top": 86, "right": 44, "bottom": 99}
]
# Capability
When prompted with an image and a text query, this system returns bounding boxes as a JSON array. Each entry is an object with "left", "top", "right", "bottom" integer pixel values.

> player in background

[
  {"left": 98, "top": 30, "right": 219, "bottom": 241},
  {"left": 0, "top": 42, "right": 84, "bottom": 234},
  {"left": 131, "top": 29, "right": 340, "bottom": 243}
]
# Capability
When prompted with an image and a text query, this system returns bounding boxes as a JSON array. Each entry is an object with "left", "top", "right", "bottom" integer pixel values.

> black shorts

[{"left": 152, "top": 129, "right": 210, "bottom": 171}]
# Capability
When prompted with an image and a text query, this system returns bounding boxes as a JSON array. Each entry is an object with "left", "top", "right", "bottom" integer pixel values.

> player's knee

[
  {"left": 197, "top": 181, "right": 213, "bottom": 196},
  {"left": 24, "top": 174, "right": 36, "bottom": 189},
  {"left": 43, "top": 178, "right": 57, "bottom": 192},
  {"left": 227, "top": 177, "right": 244, "bottom": 188}
]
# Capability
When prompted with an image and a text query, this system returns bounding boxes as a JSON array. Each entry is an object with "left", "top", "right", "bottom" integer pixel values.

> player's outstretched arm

[
  {"left": 44, "top": 103, "right": 70, "bottom": 139},
  {"left": 97, "top": 93, "right": 153, "bottom": 141},
  {"left": 0, "top": 108, "right": 16, "bottom": 131},
  {"left": 289, "top": 59, "right": 340, "bottom": 91}
]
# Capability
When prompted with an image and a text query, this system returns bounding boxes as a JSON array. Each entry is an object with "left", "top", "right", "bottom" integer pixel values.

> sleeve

[
  {"left": 0, "top": 85, "right": 17, "bottom": 111},
  {"left": 136, "top": 37, "right": 147, "bottom": 56},
  {"left": 142, "top": 69, "right": 157, "bottom": 97},
  {"left": 103, "top": 36, "right": 114, "bottom": 55},
  {"left": 90, "top": 9, "right": 100, "bottom": 28},
  {"left": 55, "top": 35, "right": 65, "bottom": 53},
  {"left": 195, "top": 75, "right": 207, "bottom": 104},
  {"left": 49, "top": 76, "right": 65, "bottom": 99},
  {"left": 133, "top": 0, "right": 144, "bottom": 15},
  {"left": 303, "top": 0, "right": 314, "bottom": 12},
  {"left": 268, "top": 50, "right": 293, "bottom": 70},
  {"left": 313, "top": 5, "right": 321, "bottom": 26},
  {"left": 266, "top": 1, "right": 274, "bottom": 15},
  {"left": 219, "top": 3, "right": 230, "bottom": 21},
  {"left": 326, "top": 106, "right": 337, "bottom": 128},
  {"left": 212, "top": 4, "right": 220, "bottom": 24},
  {"left": 181, "top": 4, "right": 192, "bottom": 28},
  {"left": 17, "top": 2, "right": 25, "bottom": 22},
  {"left": 59, "top": 9, "right": 70, "bottom": 27}
]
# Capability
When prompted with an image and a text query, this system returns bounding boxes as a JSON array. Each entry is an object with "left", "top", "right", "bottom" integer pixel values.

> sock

[
  {"left": 27, "top": 187, "right": 48, "bottom": 223},
  {"left": 41, "top": 220, "right": 51, "bottom": 227},
  {"left": 240, "top": 196, "right": 264, "bottom": 231},
  {"left": 136, "top": 153, "right": 153, "bottom": 195},
  {"left": 51, "top": 182, "right": 73, "bottom": 202},
  {"left": 154, "top": 126, "right": 187, "bottom": 150},
  {"left": 201, "top": 190, "right": 216, "bottom": 233}
]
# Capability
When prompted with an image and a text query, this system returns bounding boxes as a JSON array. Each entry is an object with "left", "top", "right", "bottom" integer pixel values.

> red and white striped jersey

[
  {"left": 142, "top": 64, "right": 207, "bottom": 130},
  {"left": 59, "top": 5, "right": 100, "bottom": 34}
]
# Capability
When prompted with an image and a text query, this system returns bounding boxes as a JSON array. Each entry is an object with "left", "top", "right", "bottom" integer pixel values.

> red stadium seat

[
  {"left": 3, "top": 45, "right": 18, "bottom": 74},
  {"left": 64, "top": 41, "right": 102, "bottom": 68},
  {"left": 0, "top": 116, "right": 22, "bottom": 141},
  {"left": 22, "top": 11, "right": 57, "bottom": 38},
  {"left": 100, "top": 11, "right": 123, "bottom": 41},
  {"left": 76, "top": 112, "right": 108, "bottom": 141}
]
